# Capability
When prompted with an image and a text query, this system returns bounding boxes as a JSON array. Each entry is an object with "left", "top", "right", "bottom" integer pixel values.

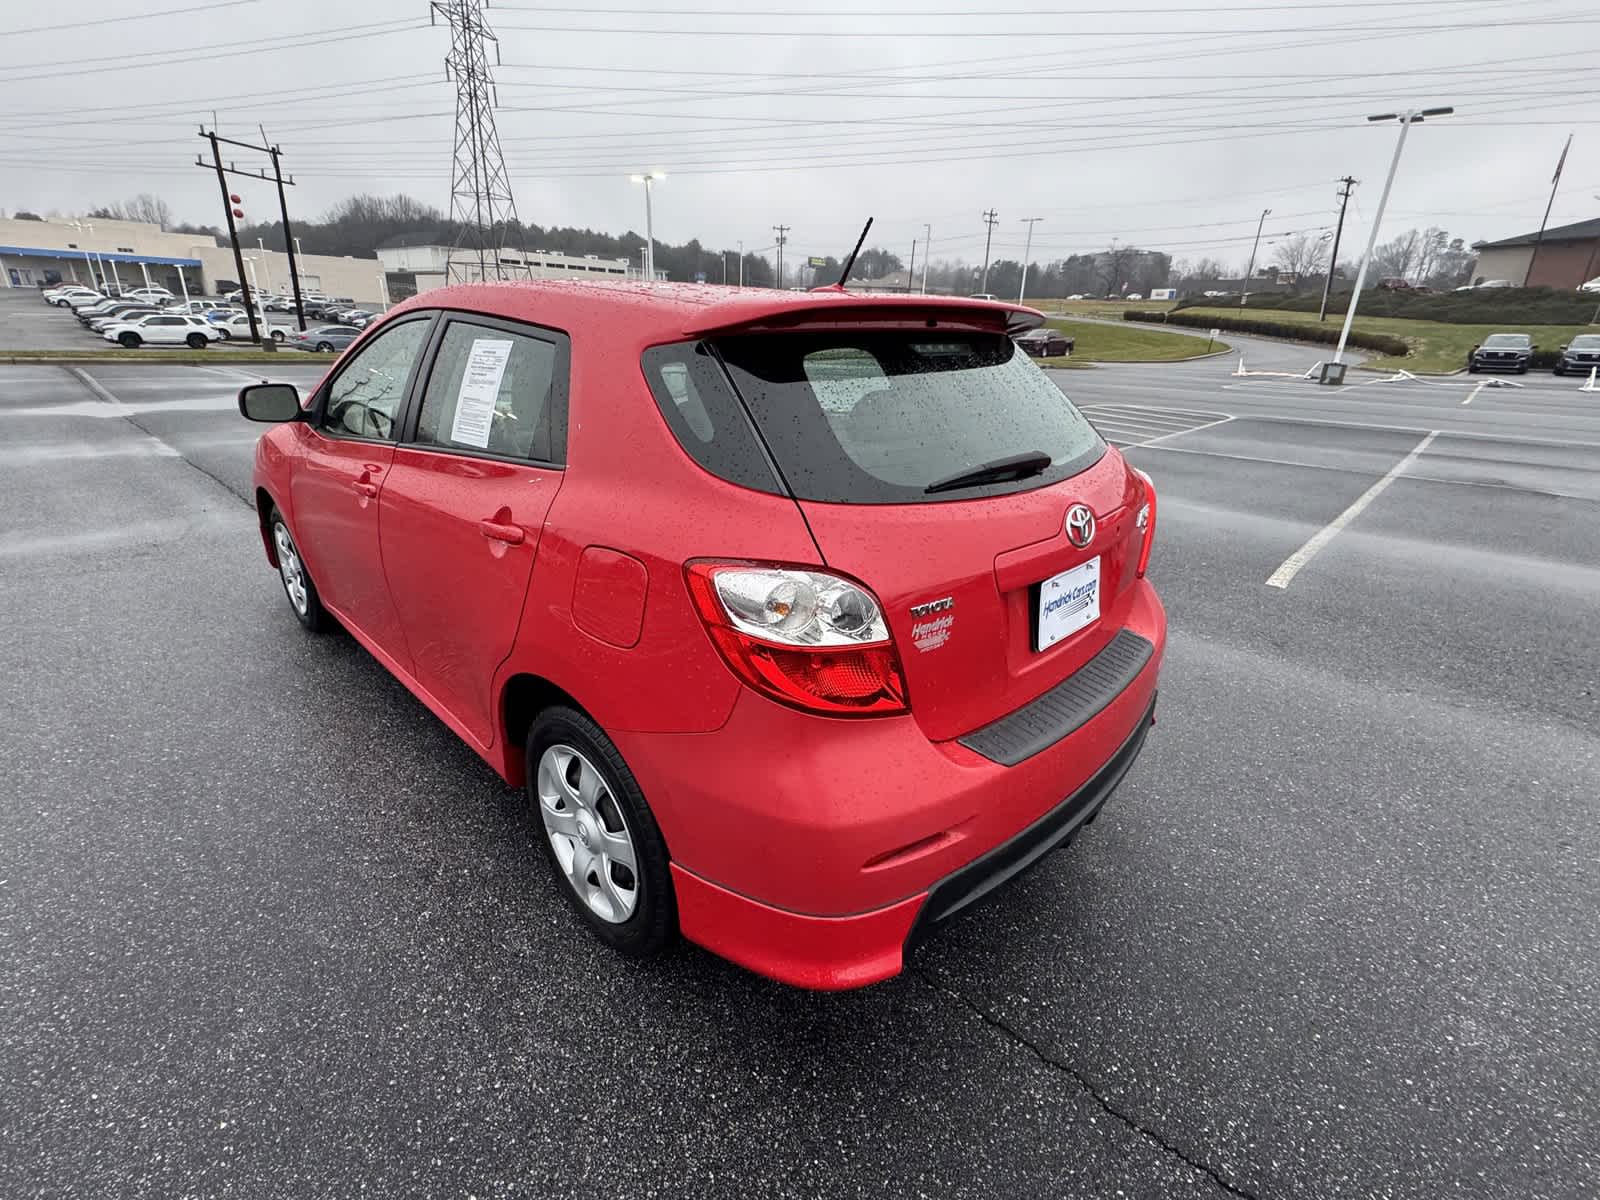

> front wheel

[
  {"left": 527, "top": 706, "right": 676, "bottom": 958},
  {"left": 1517, "top": 364, "right": 1529, "bottom": 374},
  {"left": 185, "top": 332, "right": 207, "bottom": 349},
  {"left": 316, "top": 341, "right": 334, "bottom": 352},
  {"left": 1554, "top": 365, "right": 1565, "bottom": 376},
  {"left": 1467, "top": 362, "right": 1479, "bottom": 373},
  {"left": 117, "top": 332, "right": 141, "bottom": 349},
  {"left": 268, "top": 508, "right": 329, "bottom": 632}
]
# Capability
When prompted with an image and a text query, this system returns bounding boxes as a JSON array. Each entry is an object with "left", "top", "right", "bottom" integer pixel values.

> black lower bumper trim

[{"left": 905, "top": 694, "right": 1156, "bottom": 950}]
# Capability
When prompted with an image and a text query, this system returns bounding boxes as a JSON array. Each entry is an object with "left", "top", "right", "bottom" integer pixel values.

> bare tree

[
  {"left": 1271, "top": 231, "right": 1330, "bottom": 279},
  {"left": 1371, "top": 228, "right": 1425, "bottom": 281},
  {"left": 87, "top": 194, "right": 174, "bottom": 228}
]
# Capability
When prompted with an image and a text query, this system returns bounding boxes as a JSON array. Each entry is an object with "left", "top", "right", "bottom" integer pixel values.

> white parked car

[
  {"left": 1126, "top": 293, "right": 1144, "bottom": 301},
  {"left": 102, "top": 313, "right": 222, "bottom": 349},
  {"left": 44, "top": 286, "right": 101, "bottom": 307},
  {"left": 209, "top": 311, "right": 286, "bottom": 341}
]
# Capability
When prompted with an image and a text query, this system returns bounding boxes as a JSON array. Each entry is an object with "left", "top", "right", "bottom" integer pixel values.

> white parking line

[{"left": 1265, "top": 430, "right": 1438, "bottom": 590}]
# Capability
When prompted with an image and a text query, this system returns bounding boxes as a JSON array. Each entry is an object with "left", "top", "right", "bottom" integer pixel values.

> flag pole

[{"left": 1524, "top": 132, "right": 1572, "bottom": 287}]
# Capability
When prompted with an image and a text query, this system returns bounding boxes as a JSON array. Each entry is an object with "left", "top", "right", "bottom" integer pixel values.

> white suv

[{"left": 102, "top": 313, "right": 222, "bottom": 349}]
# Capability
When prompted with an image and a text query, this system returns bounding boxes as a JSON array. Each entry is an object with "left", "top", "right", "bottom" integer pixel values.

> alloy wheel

[
  {"left": 536, "top": 744, "right": 640, "bottom": 923},
  {"left": 273, "top": 522, "right": 308, "bottom": 616}
]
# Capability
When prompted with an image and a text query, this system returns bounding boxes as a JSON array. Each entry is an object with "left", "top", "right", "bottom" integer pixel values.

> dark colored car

[
  {"left": 286, "top": 325, "right": 362, "bottom": 353},
  {"left": 1553, "top": 333, "right": 1600, "bottom": 376},
  {"left": 1015, "top": 328, "right": 1075, "bottom": 358},
  {"left": 1467, "top": 333, "right": 1534, "bottom": 374}
]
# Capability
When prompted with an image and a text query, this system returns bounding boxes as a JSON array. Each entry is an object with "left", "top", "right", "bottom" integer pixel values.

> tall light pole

[
  {"left": 1240, "top": 208, "right": 1271, "bottom": 309},
  {"left": 1018, "top": 217, "right": 1042, "bottom": 304},
  {"left": 69, "top": 220, "right": 98, "bottom": 289},
  {"left": 922, "top": 222, "right": 931, "bottom": 294},
  {"left": 629, "top": 171, "right": 665, "bottom": 281},
  {"left": 257, "top": 237, "right": 272, "bottom": 291},
  {"left": 1331, "top": 106, "right": 1454, "bottom": 370}
]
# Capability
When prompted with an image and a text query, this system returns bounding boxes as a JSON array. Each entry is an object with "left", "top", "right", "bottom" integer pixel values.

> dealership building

[
  {"left": 0, "top": 214, "right": 389, "bottom": 305},
  {"left": 377, "top": 233, "right": 644, "bottom": 295}
]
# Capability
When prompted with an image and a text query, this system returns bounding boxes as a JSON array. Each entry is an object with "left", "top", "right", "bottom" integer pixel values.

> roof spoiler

[{"left": 684, "top": 296, "right": 1044, "bottom": 339}]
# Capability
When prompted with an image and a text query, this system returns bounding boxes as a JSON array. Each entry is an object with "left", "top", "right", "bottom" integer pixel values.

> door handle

[
  {"left": 478, "top": 519, "right": 526, "bottom": 546},
  {"left": 352, "top": 480, "right": 379, "bottom": 498}
]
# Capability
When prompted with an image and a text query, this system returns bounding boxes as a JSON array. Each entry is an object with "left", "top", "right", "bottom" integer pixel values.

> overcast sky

[{"left": 3, "top": 0, "right": 1598, "bottom": 271}]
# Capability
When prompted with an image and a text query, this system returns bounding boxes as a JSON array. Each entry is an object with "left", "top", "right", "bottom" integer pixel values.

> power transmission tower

[
  {"left": 773, "top": 224, "right": 789, "bottom": 289},
  {"left": 1319, "top": 176, "right": 1357, "bottom": 322},
  {"left": 432, "top": 0, "right": 527, "bottom": 284},
  {"left": 979, "top": 208, "right": 999, "bottom": 293}
]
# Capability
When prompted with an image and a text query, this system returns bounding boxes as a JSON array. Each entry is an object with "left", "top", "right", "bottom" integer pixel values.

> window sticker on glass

[{"left": 449, "top": 338, "right": 515, "bottom": 448}]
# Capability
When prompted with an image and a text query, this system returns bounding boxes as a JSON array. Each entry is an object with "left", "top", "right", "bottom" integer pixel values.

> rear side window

[
  {"left": 715, "top": 331, "right": 1105, "bottom": 503},
  {"left": 641, "top": 342, "right": 781, "bottom": 493},
  {"left": 413, "top": 319, "right": 567, "bottom": 464}
]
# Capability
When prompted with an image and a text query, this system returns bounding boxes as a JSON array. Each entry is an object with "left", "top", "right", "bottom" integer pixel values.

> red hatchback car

[{"left": 240, "top": 281, "right": 1165, "bottom": 989}]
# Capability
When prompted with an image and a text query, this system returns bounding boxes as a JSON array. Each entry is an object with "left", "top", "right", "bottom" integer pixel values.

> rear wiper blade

[{"left": 924, "top": 450, "right": 1052, "bottom": 494}]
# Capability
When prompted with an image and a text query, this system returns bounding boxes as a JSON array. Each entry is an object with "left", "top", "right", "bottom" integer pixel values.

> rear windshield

[{"left": 713, "top": 330, "right": 1104, "bottom": 503}]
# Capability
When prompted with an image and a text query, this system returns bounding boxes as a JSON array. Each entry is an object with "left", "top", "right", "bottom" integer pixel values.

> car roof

[{"left": 386, "top": 279, "right": 1044, "bottom": 341}]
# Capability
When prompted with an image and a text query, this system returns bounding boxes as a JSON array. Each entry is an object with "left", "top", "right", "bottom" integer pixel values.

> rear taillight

[
  {"left": 1132, "top": 468, "right": 1157, "bottom": 578},
  {"left": 685, "top": 561, "right": 909, "bottom": 717}
]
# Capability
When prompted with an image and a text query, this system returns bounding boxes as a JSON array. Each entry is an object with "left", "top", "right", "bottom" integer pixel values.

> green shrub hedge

[
  {"left": 1174, "top": 286, "right": 1598, "bottom": 326},
  {"left": 1124, "top": 310, "right": 1411, "bottom": 357}
]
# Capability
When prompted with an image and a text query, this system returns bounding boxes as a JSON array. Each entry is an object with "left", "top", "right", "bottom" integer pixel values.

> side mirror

[{"left": 238, "top": 382, "right": 303, "bottom": 423}]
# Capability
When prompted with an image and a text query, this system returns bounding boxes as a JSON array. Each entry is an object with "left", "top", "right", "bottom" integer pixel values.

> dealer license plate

[{"left": 1036, "top": 556, "right": 1101, "bottom": 652}]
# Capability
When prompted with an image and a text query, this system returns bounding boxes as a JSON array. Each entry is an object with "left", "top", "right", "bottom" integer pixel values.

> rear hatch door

[{"left": 715, "top": 325, "right": 1143, "bottom": 743}]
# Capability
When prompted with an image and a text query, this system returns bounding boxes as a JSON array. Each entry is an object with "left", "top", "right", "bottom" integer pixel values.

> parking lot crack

[
  {"left": 65, "top": 366, "right": 252, "bottom": 507},
  {"left": 916, "top": 967, "right": 1259, "bottom": 1200}
]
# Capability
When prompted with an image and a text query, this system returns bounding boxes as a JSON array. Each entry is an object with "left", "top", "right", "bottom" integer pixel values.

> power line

[{"left": 8, "top": 0, "right": 256, "bottom": 37}]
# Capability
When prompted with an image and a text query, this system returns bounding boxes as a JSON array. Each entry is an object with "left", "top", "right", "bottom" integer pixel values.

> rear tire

[
  {"left": 268, "top": 508, "right": 329, "bottom": 632},
  {"left": 271, "top": 328, "right": 285, "bottom": 343},
  {"left": 526, "top": 706, "right": 676, "bottom": 959},
  {"left": 117, "top": 332, "right": 140, "bottom": 349}
]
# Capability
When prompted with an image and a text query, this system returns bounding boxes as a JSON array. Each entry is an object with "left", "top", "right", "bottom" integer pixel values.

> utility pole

[
  {"left": 1319, "top": 176, "right": 1357, "bottom": 322},
  {"left": 1240, "top": 208, "right": 1271, "bottom": 309},
  {"left": 1331, "top": 105, "right": 1455, "bottom": 372},
  {"left": 907, "top": 239, "right": 916, "bottom": 294},
  {"left": 922, "top": 222, "right": 931, "bottom": 294},
  {"left": 979, "top": 208, "right": 999, "bottom": 293},
  {"left": 737, "top": 238, "right": 744, "bottom": 287},
  {"left": 1018, "top": 216, "right": 1042, "bottom": 304},
  {"left": 773, "top": 224, "right": 789, "bottom": 289},
  {"left": 200, "top": 128, "right": 262, "bottom": 346},
  {"left": 268, "top": 142, "right": 308, "bottom": 329}
]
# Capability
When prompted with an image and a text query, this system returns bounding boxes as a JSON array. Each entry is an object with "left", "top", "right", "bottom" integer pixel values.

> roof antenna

[{"left": 835, "top": 217, "right": 874, "bottom": 289}]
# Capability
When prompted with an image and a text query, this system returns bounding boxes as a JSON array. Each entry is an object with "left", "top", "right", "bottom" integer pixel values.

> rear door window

[
  {"left": 411, "top": 318, "right": 569, "bottom": 464},
  {"left": 714, "top": 330, "right": 1104, "bottom": 503}
]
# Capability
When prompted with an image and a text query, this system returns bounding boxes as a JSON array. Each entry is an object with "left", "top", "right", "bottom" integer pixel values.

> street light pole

[
  {"left": 629, "top": 172, "right": 665, "bottom": 281},
  {"left": 1240, "top": 208, "right": 1271, "bottom": 309},
  {"left": 1018, "top": 217, "right": 1042, "bottom": 304},
  {"left": 1332, "top": 106, "right": 1454, "bottom": 367}
]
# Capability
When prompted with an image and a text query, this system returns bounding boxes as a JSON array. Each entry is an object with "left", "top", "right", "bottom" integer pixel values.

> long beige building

[{"left": 0, "top": 214, "right": 389, "bottom": 306}]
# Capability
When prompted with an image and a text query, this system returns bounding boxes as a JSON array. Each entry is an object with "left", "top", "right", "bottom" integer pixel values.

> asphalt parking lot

[{"left": 2, "top": 339, "right": 1597, "bottom": 1198}]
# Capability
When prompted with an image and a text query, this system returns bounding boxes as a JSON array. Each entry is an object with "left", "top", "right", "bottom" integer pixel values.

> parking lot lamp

[
  {"left": 1332, "top": 107, "right": 1454, "bottom": 368},
  {"left": 68, "top": 221, "right": 98, "bottom": 289},
  {"left": 629, "top": 172, "right": 664, "bottom": 282}
]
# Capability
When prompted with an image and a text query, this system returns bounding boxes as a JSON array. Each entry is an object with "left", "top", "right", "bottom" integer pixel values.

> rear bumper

[
  {"left": 617, "top": 579, "right": 1165, "bottom": 988},
  {"left": 668, "top": 694, "right": 1156, "bottom": 990}
]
